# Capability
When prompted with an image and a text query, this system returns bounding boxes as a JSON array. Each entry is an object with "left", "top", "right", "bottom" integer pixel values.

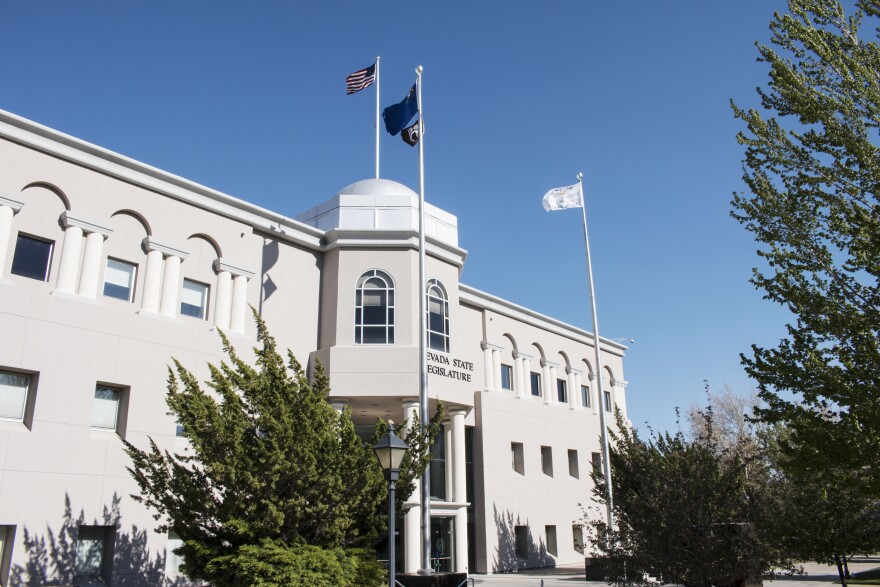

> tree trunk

[
  {"left": 834, "top": 554, "right": 848, "bottom": 587},
  {"left": 843, "top": 556, "right": 851, "bottom": 579}
]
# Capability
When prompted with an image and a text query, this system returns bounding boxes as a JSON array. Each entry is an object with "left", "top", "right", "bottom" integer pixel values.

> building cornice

[
  {"left": 144, "top": 237, "right": 190, "bottom": 259},
  {"left": 0, "top": 109, "right": 324, "bottom": 251},
  {"left": 62, "top": 211, "right": 113, "bottom": 237},
  {"left": 322, "top": 228, "right": 468, "bottom": 268},
  {"left": 458, "top": 284, "right": 627, "bottom": 357},
  {"left": 213, "top": 259, "right": 255, "bottom": 279}
]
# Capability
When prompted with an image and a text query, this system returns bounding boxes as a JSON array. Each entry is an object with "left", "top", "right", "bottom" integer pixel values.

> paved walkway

[{"left": 469, "top": 559, "right": 879, "bottom": 587}]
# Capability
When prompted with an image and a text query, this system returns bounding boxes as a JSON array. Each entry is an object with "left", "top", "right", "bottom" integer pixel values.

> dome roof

[{"left": 337, "top": 178, "right": 417, "bottom": 198}]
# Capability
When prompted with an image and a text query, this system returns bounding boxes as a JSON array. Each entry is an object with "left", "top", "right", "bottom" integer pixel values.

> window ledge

[
  {"left": 49, "top": 289, "right": 105, "bottom": 306},
  {"left": 90, "top": 428, "right": 122, "bottom": 441},
  {"left": 0, "top": 419, "right": 30, "bottom": 433}
]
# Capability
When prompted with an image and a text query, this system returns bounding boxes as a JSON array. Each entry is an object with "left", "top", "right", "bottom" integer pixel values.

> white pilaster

[
  {"left": 77, "top": 230, "right": 107, "bottom": 298},
  {"left": 214, "top": 270, "right": 232, "bottom": 330},
  {"left": 512, "top": 352, "right": 524, "bottom": 398},
  {"left": 444, "top": 418, "right": 454, "bottom": 501},
  {"left": 491, "top": 349, "right": 501, "bottom": 390},
  {"left": 450, "top": 409, "right": 468, "bottom": 573},
  {"left": 230, "top": 274, "right": 249, "bottom": 333},
  {"left": 140, "top": 248, "right": 164, "bottom": 314},
  {"left": 481, "top": 342, "right": 494, "bottom": 390},
  {"left": 0, "top": 196, "right": 24, "bottom": 279},
  {"left": 521, "top": 356, "right": 532, "bottom": 397},
  {"left": 542, "top": 360, "right": 553, "bottom": 404},
  {"left": 402, "top": 399, "right": 421, "bottom": 574},
  {"left": 54, "top": 225, "right": 83, "bottom": 294},
  {"left": 159, "top": 255, "right": 183, "bottom": 317},
  {"left": 572, "top": 370, "right": 582, "bottom": 409}
]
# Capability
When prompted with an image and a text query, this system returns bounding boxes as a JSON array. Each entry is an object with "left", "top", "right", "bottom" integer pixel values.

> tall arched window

[
  {"left": 355, "top": 270, "right": 395, "bottom": 344},
  {"left": 426, "top": 279, "right": 449, "bottom": 352}
]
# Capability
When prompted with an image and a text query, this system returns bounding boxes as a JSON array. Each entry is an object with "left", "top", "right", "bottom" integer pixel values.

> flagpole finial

[
  {"left": 577, "top": 172, "right": 584, "bottom": 182},
  {"left": 416, "top": 65, "right": 423, "bottom": 75}
]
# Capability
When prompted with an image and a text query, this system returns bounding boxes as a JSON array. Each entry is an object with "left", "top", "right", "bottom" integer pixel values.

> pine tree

[
  {"left": 731, "top": 0, "right": 880, "bottom": 490},
  {"left": 124, "top": 313, "right": 440, "bottom": 587}
]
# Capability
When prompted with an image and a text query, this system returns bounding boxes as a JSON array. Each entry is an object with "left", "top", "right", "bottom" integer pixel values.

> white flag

[{"left": 542, "top": 182, "right": 583, "bottom": 211}]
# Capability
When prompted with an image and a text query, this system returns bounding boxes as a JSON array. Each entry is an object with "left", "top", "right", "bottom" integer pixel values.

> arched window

[
  {"left": 426, "top": 279, "right": 449, "bottom": 352},
  {"left": 355, "top": 270, "right": 395, "bottom": 344}
]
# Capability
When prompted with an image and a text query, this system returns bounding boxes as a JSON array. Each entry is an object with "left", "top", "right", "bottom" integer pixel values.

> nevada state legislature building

[{"left": 0, "top": 109, "right": 628, "bottom": 585}]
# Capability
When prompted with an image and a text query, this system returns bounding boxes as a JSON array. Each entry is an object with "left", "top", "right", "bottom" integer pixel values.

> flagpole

[
  {"left": 415, "top": 65, "right": 433, "bottom": 575},
  {"left": 375, "top": 56, "right": 381, "bottom": 179},
  {"left": 578, "top": 172, "right": 615, "bottom": 530}
]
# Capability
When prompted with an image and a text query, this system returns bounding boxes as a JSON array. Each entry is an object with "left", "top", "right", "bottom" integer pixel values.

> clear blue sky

[{"left": 1, "top": 1, "right": 798, "bottom": 435}]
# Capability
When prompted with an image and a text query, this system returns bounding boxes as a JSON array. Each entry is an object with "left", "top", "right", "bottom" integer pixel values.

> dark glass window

[
  {"left": 605, "top": 390, "right": 612, "bottom": 412},
  {"left": 429, "top": 431, "right": 446, "bottom": 500},
  {"left": 500, "top": 364, "right": 513, "bottom": 390},
  {"left": 426, "top": 279, "right": 449, "bottom": 353},
  {"left": 11, "top": 234, "right": 52, "bottom": 281},
  {"left": 581, "top": 385, "right": 591, "bottom": 408},
  {"left": 530, "top": 372, "right": 541, "bottom": 397},
  {"left": 355, "top": 270, "right": 394, "bottom": 344},
  {"left": 557, "top": 379, "right": 567, "bottom": 403}
]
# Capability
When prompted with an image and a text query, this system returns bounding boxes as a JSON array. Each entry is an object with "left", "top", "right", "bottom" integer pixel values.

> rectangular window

[
  {"left": 0, "top": 525, "right": 15, "bottom": 587},
  {"left": 92, "top": 385, "right": 128, "bottom": 437},
  {"left": 429, "top": 431, "right": 446, "bottom": 500},
  {"left": 165, "top": 532, "right": 184, "bottom": 574},
  {"left": 573, "top": 524, "right": 584, "bottom": 554},
  {"left": 530, "top": 372, "right": 541, "bottom": 397},
  {"left": 103, "top": 258, "right": 137, "bottom": 302},
  {"left": 514, "top": 526, "right": 529, "bottom": 559},
  {"left": 557, "top": 379, "right": 567, "bottom": 403},
  {"left": 11, "top": 234, "right": 53, "bottom": 281},
  {"left": 511, "top": 442, "right": 524, "bottom": 475},
  {"left": 605, "top": 390, "right": 612, "bottom": 412},
  {"left": 0, "top": 371, "right": 29, "bottom": 421},
  {"left": 581, "top": 385, "right": 591, "bottom": 408},
  {"left": 500, "top": 364, "right": 512, "bottom": 390},
  {"left": 180, "top": 279, "right": 209, "bottom": 320},
  {"left": 545, "top": 525, "right": 557, "bottom": 557},
  {"left": 75, "top": 526, "right": 114, "bottom": 580},
  {"left": 568, "top": 449, "right": 579, "bottom": 478},
  {"left": 541, "top": 446, "right": 553, "bottom": 477}
]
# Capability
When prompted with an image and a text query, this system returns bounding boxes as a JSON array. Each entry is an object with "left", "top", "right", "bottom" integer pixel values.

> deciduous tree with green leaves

[
  {"left": 124, "top": 313, "right": 441, "bottom": 587},
  {"left": 732, "top": 0, "right": 880, "bottom": 490}
]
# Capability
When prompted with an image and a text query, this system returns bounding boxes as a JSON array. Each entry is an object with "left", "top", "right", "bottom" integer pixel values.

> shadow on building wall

[
  {"left": 492, "top": 505, "right": 552, "bottom": 573},
  {"left": 9, "top": 493, "right": 190, "bottom": 587}
]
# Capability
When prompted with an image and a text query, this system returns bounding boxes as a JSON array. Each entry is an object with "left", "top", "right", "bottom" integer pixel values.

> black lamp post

[{"left": 374, "top": 422, "right": 409, "bottom": 587}]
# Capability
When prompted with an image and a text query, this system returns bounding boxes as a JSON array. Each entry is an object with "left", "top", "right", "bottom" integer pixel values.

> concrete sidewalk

[{"left": 469, "top": 560, "right": 879, "bottom": 587}]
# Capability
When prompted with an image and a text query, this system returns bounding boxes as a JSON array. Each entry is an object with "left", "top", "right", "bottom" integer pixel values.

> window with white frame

[
  {"left": 557, "top": 378, "right": 567, "bottom": 403},
  {"left": 581, "top": 384, "right": 591, "bottom": 408},
  {"left": 426, "top": 279, "right": 449, "bottom": 352},
  {"left": 92, "top": 385, "right": 122, "bottom": 431},
  {"left": 165, "top": 532, "right": 184, "bottom": 574},
  {"left": 500, "top": 364, "right": 513, "bottom": 390},
  {"left": 605, "top": 390, "right": 612, "bottom": 412},
  {"left": 180, "top": 279, "right": 209, "bottom": 320},
  {"left": 355, "top": 270, "right": 394, "bottom": 344},
  {"left": 11, "top": 234, "right": 53, "bottom": 281},
  {"left": 530, "top": 372, "right": 541, "bottom": 397},
  {"left": 103, "top": 258, "right": 137, "bottom": 302},
  {"left": 75, "top": 525, "right": 114, "bottom": 581},
  {"left": 0, "top": 371, "right": 30, "bottom": 422}
]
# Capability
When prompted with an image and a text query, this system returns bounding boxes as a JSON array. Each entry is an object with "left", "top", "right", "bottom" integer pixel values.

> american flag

[{"left": 346, "top": 63, "right": 376, "bottom": 95}]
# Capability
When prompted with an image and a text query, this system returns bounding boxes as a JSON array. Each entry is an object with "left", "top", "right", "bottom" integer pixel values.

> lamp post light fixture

[{"left": 374, "top": 422, "right": 409, "bottom": 587}]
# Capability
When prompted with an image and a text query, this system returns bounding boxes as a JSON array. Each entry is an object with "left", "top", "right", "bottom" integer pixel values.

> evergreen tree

[
  {"left": 731, "top": 0, "right": 880, "bottom": 488},
  {"left": 124, "top": 313, "right": 440, "bottom": 587}
]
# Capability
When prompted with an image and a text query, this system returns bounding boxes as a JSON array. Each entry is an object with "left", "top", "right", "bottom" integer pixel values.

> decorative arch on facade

[
  {"left": 111, "top": 209, "right": 152, "bottom": 237},
  {"left": 426, "top": 278, "right": 449, "bottom": 353},
  {"left": 21, "top": 181, "right": 70, "bottom": 211},
  {"left": 187, "top": 233, "right": 222, "bottom": 259},
  {"left": 355, "top": 269, "right": 395, "bottom": 345},
  {"left": 558, "top": 350, "right": 572, "bottom": 370}
]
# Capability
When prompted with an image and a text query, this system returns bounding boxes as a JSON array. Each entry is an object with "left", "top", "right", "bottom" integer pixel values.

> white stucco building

[{"left": 0, "top": 108, "right": 628, "bottom": 586}]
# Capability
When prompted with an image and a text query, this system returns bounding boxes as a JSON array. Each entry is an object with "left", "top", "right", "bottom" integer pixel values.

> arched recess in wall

[
  {"left": 582, "top": 358, "right": 596, "bottom": 410},
  {"left": 603, "top": 366, "right": 616, "bottom": 413},
  {"left": 500, "top": 333, "right": 518, "bottom": 391},
  {"left": 21, "top": 181, "right": 70, "bottom": 212},
  {"left": 180, "top": 234, "right": 223, "bottom": 322},
  {"left": 527, "top": 342, "right": 546, "bottom": 398},
  {"left": 102, "top": 211, "right": 152, "bottom": 304}
]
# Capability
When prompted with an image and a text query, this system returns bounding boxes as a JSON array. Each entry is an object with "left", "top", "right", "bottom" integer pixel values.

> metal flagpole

[
  {"left": 577, "top": 172, "right": 615, "bottom": 530},
  {"left": 415, "top": 65, "right": 432, "bottom": 574},
  {"left": 375, "top": 56, "right": 380, "bottom": 179}
]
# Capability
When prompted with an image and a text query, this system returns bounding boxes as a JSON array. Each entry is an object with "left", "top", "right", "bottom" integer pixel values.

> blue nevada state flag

[{"left": 383, "top": 84, "right": 418, "bottom": 136}]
